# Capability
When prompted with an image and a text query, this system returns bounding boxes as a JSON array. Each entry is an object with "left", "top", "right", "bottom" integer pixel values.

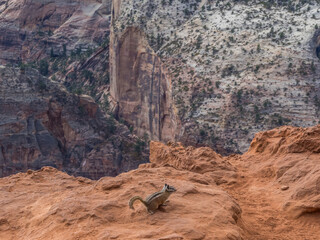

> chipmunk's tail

[{"left": 129, "top": 196, "right": 147, "bottom": 209}]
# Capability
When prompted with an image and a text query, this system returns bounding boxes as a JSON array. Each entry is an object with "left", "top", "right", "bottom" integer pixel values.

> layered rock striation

[
  {"left": 110, "top": 0, "right": 320, "bottom": 154},
  {"left": 0, "top": 0, "right": 111, "bottom": 63},
  {"left": 0, "top": 66, "right": 148, "bottom": 179},
  {"left": 2, "top": 0, "right": 320, "bottom": 156}
]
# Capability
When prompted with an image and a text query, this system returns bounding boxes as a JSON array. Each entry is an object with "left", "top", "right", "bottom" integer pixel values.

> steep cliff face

[
  {"left": 0, "top": 0, "right": 153, "bottom": 179},
  {"left": 1, "top": 0, "right": 320, "bottom": 168},
  {"left": 0, "top": 0, "right": 114, "bottom": 123},
  {"left": 0, "top": 66, "right": 148, "bottom": 179},
  {"left": 110, "top": 6, "right": 177, "bottom": 142},
  {"left": 111, "top": 0, "right": 320, "bottom": 154},
  {"left": 0, "top": 0, "right": 111, "bottom": 63}
]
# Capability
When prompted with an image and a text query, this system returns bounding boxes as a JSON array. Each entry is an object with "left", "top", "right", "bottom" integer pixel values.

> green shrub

[
  {"left": 37, "top": 79, "right": 47, "bottom": 91},
  {"left": 39, "top": 59, "right": 49, "bottom": 76}
]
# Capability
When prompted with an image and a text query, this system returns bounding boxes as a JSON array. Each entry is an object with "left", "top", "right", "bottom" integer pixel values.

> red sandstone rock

[
  {"left": 1, "top": 125, "right": 320, "bottom": 239},
  {"left": 0, "top": 165, "right": 244, "bottom": 240},
  {"left": 109, "top": 26, "right": 177, "bottom": 142}
]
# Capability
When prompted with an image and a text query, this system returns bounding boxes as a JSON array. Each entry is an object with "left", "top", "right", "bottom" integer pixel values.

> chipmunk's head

[{"left": 164, "top": 183, "right": 176, "bottom": 193}]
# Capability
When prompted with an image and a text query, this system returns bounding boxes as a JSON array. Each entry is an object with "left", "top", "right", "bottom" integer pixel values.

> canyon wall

[
  {"left": 2, "top": 0, "right": 319, "bottom": 157},
  {"left": 109, "top": 0, "right": 320, "bottom": 154},
  {"left": 0, "top": 0, "right": 153, "bottom": 179},
  {"left": 109, "top": 1, "right": 177, "bottom": 142},
  {"left": 0, "top": 0, "right": 111, "bottom": 63},
  {"left": 0, "top": 66, "right": 148, "bottom": 179}
]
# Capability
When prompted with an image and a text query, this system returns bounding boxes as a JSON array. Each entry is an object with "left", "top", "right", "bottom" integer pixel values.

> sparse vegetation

[{"left": 39, "top": 59, "right": 49, "bottom": 76}]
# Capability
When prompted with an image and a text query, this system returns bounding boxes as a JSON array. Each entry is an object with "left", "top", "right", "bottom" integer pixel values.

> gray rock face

[
  {"left": 110, "top": 0, "right": 320, "bottom": 154},
  {"left": 0, "top": 66, "right": 148, "bottom": 179},
  {"left": 0, "top": 0, "right": 111, "bottom": 63},
  {"left": 2, "top": 0, "right": 320, "bottom": 160}
]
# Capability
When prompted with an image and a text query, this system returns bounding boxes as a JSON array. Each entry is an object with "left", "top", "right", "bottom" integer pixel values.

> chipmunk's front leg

[{"left": 161, "top": 200, "right": 170, "bottom": 206}]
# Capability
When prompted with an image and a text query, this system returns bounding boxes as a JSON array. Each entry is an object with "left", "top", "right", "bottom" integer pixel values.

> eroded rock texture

[
  {"left": 0, "top": 0, "right": 111, "bottom": 63},
  {"left": 245, "top": 125, "right": 320, "bottom": 217},
  {"left": 110, "top": 0, "right": 320, "bottom": 154},
  {"left": 0, "top": 66, "right": 148, "bottom": 179},
  {"left": 1, "top": 125, "right": 320, "bottom": 239},
  {"left": 0, "top": 155, "right": 244, "bottom": 240},
  {"left": 110, "top": 25, "right": 177, "bottom": 142}
]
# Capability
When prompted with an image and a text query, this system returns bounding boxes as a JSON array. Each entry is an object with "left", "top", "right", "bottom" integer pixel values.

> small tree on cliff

[{"left": 39, "top": 59, "right": 49, "bottom": 76}]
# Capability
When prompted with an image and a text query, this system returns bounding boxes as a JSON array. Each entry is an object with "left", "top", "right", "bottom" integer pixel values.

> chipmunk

[{"left": 129, "top": 183, "right": 177, "bottom": 214}]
